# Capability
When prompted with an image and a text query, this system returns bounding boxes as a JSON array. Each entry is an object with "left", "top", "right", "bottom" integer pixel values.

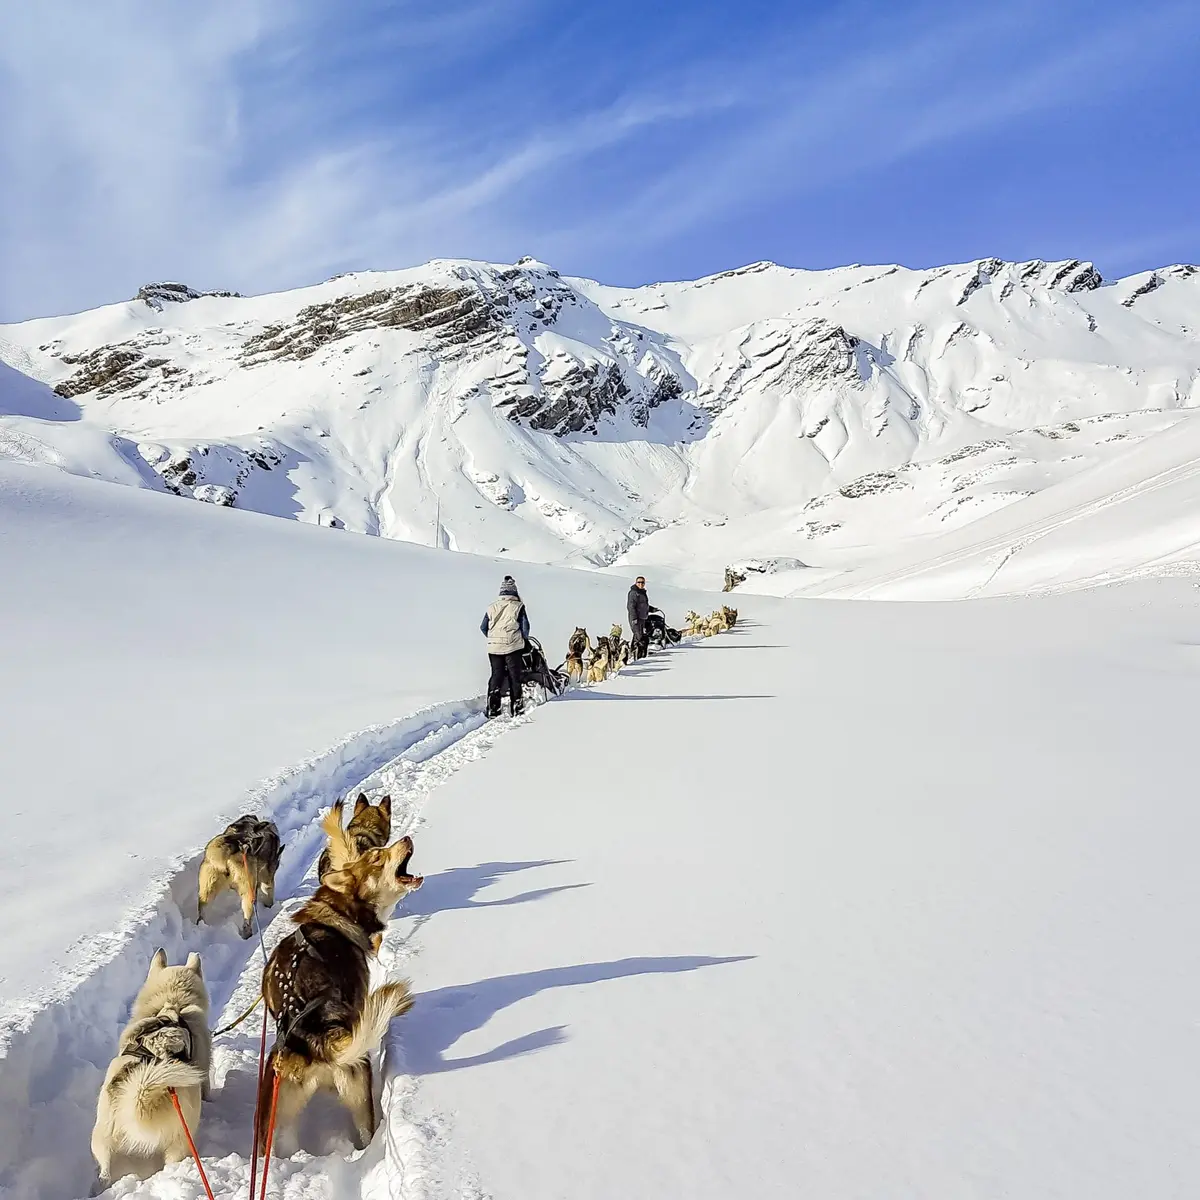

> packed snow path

[{"left": 0, "top": 691, "right": 545, "bottom": 1199}]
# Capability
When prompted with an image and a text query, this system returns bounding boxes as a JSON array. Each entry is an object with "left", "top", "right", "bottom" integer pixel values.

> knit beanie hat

[{"left": 499, "top": 575, "right": 519, "bottom": 598}]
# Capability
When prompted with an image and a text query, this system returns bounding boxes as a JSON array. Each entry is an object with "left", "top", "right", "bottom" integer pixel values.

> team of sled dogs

[
  {"left": 564, "top": 606, "right": 736, "bottom": 684},
  {"left": 91, "top": 794, "right": 419, "bottom": 1185},
  {"left": 91, "top": 603, "right": 737, "bottom": 1187}
]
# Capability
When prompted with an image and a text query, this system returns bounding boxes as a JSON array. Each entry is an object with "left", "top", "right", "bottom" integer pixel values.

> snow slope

[
  {"left": 406, "top": 592, "right": 1200, "bottom": 1198},
  {"left": 0, "top": 461, "right": 708, "bottom": 1018},
  {"left": 3, "top": 254, "right": 1199, "bottom": 593},
  {"left": 2, "top": 463, "right": 1199, "bottom": 1197},
  {"left": 0, "top": 463, "right": 721, "bottom": 1199}
]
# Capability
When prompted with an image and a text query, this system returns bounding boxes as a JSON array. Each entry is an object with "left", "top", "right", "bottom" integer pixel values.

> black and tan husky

[{"left": 256, "top": 810, "right": 422, "bottom": 1152}]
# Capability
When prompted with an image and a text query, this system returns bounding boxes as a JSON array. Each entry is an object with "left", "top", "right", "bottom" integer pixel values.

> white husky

[{"left": 91, "top": 948, "right": 211, "bottom": 1186}]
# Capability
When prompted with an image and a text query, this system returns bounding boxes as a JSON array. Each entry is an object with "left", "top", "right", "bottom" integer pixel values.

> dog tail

[
  {"left": 115, "top": 1059, "right": 205, "bottom": 1146},
  {"left": 331, "top": 981, "right": 414, "bottom": 1066},
  {"left": 321, "top": 802, "right": 355, "bottom": 872}
]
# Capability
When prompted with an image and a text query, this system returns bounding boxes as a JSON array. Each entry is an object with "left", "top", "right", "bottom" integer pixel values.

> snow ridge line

[{"left": 0, "top": 692, "right": 491, "bottom": 1200}]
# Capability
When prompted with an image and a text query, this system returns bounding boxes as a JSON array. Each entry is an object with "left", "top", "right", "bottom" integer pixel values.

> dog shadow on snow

[
  {"left": 403, "top": 859, "right": 592, "bottom": 918},
  {"left": 401, "top": 953, "right": 753, "bottom": 1075}
]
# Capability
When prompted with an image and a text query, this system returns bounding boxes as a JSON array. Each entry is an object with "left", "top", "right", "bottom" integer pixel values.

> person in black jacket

[{"left": 627, "top": 575, "right": 650, "bottom": 661}]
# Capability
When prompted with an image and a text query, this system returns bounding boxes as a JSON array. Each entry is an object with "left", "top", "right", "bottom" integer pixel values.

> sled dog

[
  {"left": 568, "top": 627, "right": 589, "bottom": 661},
  {"left": 91, "top": 949, "right": 211, "bottom": 1186},
  {"left": 317, "top": 792, "right": 398, "bottom": 881},
  {"left": 198, "top": 815, "right": 283, "bottom": 939},
  {"left": 256, "top": 809, "right": 423, "bottom": 1152},
  {"left": 613, "top": 639, "right": 631, "bottom": 671},
  {"left": 565, "top": 649, "right": 585, "bottom": 682},
  {"left": 587, "top": 638, "right": 611, "bottom": 683}
]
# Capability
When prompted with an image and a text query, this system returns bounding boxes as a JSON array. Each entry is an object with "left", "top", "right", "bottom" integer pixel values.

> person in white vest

[{"left": 480, "top": 575, "right": 531, "bottom": 718}]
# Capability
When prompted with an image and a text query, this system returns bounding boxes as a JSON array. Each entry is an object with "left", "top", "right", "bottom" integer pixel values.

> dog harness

[
  {"left": 127, "top": 1009, "right": 195, "bottom": 1064},
  {"left": 269, "top": 921, "right": 371, "bottom": 1041}
]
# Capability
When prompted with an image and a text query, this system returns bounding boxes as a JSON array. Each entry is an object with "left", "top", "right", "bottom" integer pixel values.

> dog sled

[
  {"left": 521, "top": 636, "right": 570, "bottom": 698},
  {"left": 646, "top": 607, "right": 681, "bottom": 648}
]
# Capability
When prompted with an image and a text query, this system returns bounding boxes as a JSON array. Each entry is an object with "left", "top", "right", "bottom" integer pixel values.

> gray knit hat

[{"left": 499, "top": 575, "right": 519, "bottom": 598}]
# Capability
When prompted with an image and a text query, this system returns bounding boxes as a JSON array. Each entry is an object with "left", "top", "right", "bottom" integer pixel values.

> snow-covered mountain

[{"left": 2, "top": 254, "right": 1199, "bottom": 589}]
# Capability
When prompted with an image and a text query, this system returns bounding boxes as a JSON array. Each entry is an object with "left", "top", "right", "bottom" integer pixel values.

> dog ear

[
  {"left": 186, "top": 952, "right": 203, "bottom": 977},
  {"left": 352, "top": 793, "right": 370, "bottom": 819},
  {"left": 378, "top": 794, "right": 392, "bottom": 824},
  {"left": 320, "top": 867, "right": 356, "bottom": 896},
  {"left": 149, "top": 948, "right": 168, "bottom": 975}
]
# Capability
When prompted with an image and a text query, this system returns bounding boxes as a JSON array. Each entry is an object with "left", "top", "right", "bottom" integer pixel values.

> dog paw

[{"left": 239, "top": 921, "right": 253, "bottom": 940}]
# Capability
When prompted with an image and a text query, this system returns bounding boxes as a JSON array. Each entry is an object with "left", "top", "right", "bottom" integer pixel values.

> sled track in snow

[{"left": 0, "top": 690, "right": 542, "bottom": 1200}]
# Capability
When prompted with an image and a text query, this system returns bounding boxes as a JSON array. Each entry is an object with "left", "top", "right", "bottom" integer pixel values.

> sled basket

[
  {"left": 520, "top": 636, "right": 570, "bottom": 697},
  {"left": 646, "top": 609, "right": 681, "bottom": 647}
]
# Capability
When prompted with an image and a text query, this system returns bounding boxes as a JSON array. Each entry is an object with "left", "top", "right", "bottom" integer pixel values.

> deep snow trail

[
  {"left": 393, "top": 587, "right": 1200, "bottom": 1199},
  {"left": 0, "top": 691, "right": 535, "bottom": 1200}
]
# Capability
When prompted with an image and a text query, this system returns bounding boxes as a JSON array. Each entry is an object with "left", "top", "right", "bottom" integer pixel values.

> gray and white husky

[{"left": 90, "top": 948, "right": 211, "bottom": 1186}]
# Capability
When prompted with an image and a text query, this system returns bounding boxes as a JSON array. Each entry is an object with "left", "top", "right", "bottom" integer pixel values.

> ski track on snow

[
  {"left": 0, "top": 636, "right": 705, "bottom": 1200},
  {"left": 0, "top": 688, "right": 546, "bottom": 1200}
]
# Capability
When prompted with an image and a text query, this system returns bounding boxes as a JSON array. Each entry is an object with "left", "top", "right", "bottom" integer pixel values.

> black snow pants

[
  {"left": 487, "top": 651, "right": 524, "bottom": 716},
  {"left": 630, "top": 620, "right": 648, "bottom": 661}
]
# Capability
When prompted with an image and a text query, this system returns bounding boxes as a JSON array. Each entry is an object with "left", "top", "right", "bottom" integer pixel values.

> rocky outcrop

[
  {"left": 53, "top": 343, "right": 186, "bottom": 398},
  {"left": 698, "top": 317, "right": 860, "bottom": 416},
  {"left": 136, "top": 282, "right": 240, "bottom": 311},
  {"left": 1122, "top": 273, "right": 1164, "bottom": 307},
  {"left": 138, "top": 440, "right": 285, "bottom": 507},
  {"left": 240, "top": 284, "right": 498, "bottom": 364},
  {"left": 1017, "top": 259, "right": 1103, "bottom": 293},
  {"left": 724, "top": 558, "right": 809, "bottom": 590},
  {"left": 516, "top": 359, "right": 631, "bottom": 435}
]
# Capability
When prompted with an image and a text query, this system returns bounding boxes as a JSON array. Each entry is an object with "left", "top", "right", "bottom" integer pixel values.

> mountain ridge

[{"left": 2, "top": 252, "right": 1198, "bottom": 589}]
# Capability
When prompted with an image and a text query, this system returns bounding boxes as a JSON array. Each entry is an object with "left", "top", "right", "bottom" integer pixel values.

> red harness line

[
  {"left": 257, "top": 1069, "right": 283, "bottom": 1200},
  {"left": 247, "top": 997, "right": 270, "bottom": 1199},
  {"left": 168, "top": 1087, "right": 216, "bottom": 1200}
]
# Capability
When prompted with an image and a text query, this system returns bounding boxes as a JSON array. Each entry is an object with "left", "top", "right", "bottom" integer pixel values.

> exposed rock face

[
  {"left": 136, "top": 282, "right": 240, "bottom": 311},
  {"left": 516, "top": 359, "right": 630, "bottom": 434},
  {"left": 698, "top": 317, "right": 859, "bottom": 416},
  {"left": 956, "top": 259, "right": 1102, "bottom": 306},
  {"left": 1018, "top": 260, "right": 1103, "bottom": 293},
  {"left": 53, "top": 344, "right": 185, "bottom": 398},
  {"left": 138, "top": 441, "right": 285, "bottom": 506},
  {"left": 838, "top": 470, "right": 909, "bottom": 499},
  {"left": 1123, "top": 273, "right": 1164, "bottom": 307},
  {"left": 239, "top": 284, "right": 497, "bottom": 364}
]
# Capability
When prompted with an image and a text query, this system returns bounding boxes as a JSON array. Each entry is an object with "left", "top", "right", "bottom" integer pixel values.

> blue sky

[{"left": 1, "top": 0, "right": 1197, "bottom": 321}]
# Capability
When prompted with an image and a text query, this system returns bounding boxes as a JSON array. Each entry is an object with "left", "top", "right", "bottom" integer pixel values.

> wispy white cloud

[
  {"left": 0, "top": 0, "right": 1196, "bottom": 320},
  {"left": 551, "top": 0, "right": 1200, "bottom": 263}
]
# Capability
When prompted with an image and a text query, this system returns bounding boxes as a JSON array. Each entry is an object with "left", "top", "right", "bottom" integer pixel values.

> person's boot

[{"left": 486, "top": 692, "right": 501, "bottom": 719}]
